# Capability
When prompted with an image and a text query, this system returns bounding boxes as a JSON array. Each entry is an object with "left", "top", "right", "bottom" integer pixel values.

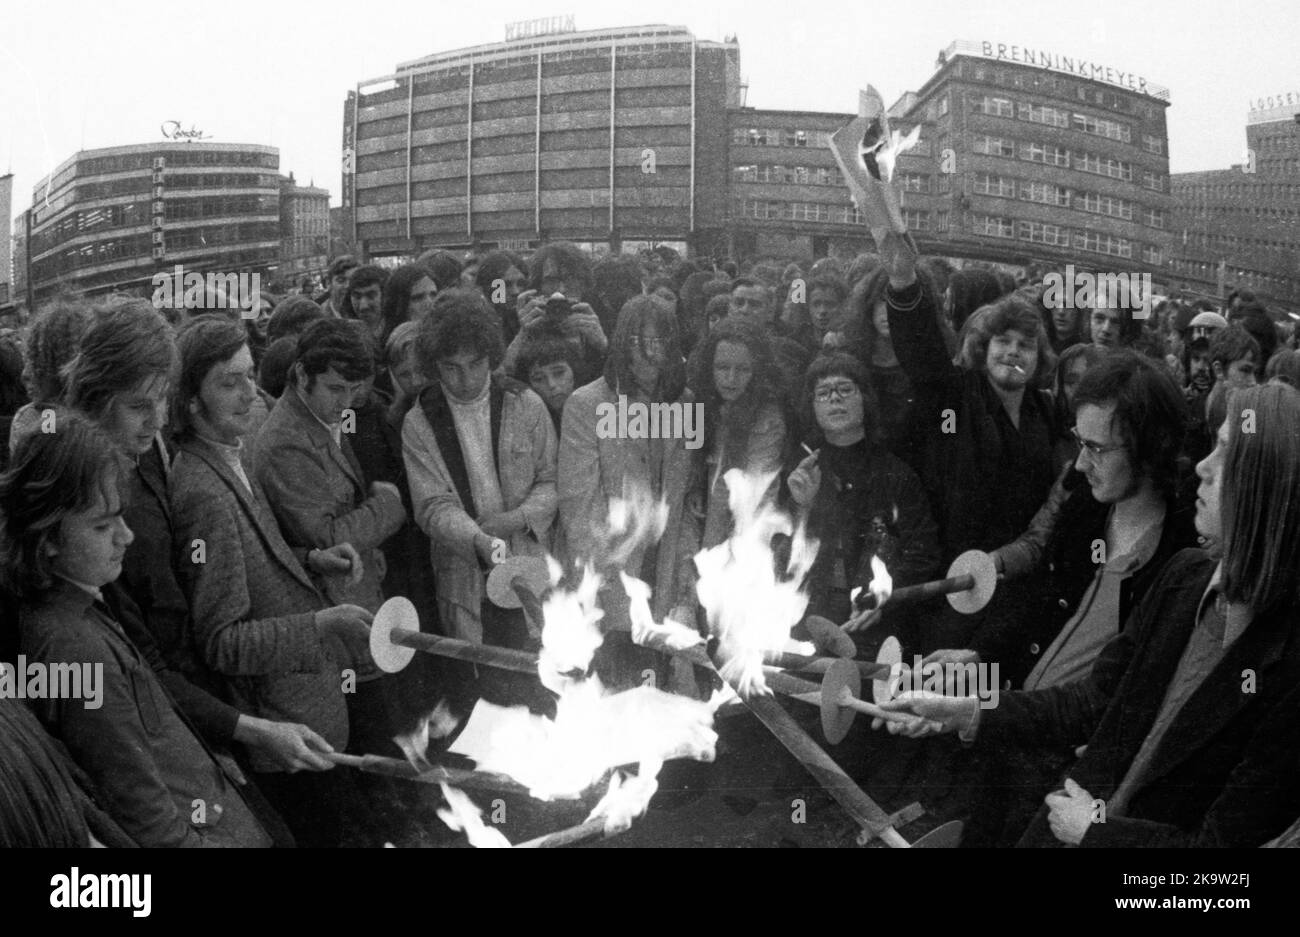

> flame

[
  {"left": 537, "top": 562, "right": 605, "bottom": 695},
  {"left": 588, "top": 761, "right": 661, "bottom": 834},
  {"left": 871, "top": 124, "right": 921, "bottom": 186},
  {"left": 622, "top": 572, "right": 705, "bottom": 652},
  {"left": 598, "top": 479, "right": 670, "bottom": 572},
  {"left": 695, "top": 469, "right": 819, "bottom": 697},
  {"left": 850, "top": 555, "right": 894, "bottom": 611},
  {"left": 436, "top": 784, "right": 511, "bottom": 848}
]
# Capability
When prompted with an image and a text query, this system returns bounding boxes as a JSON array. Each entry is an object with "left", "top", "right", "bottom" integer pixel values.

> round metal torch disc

[
  {"left": 946, "top": 550, "right": 998, "bottom": 615},
  {"left": 805, "top": 615, "right": 856, "bottom": 659},
  {"left": 910, "top": 820, "right": 964, "bottom": 848},
  {"left": 874, "top": 636, "right": 903, "bottom": 705},
  {"left": 821, "top": 659, "right": 861, "bottom": 745},
  {"left": 485, "top": 556, "right": 550, "bottom": 609},
  {"left": 370, "top": 596, "right": 418, "bottom": 673}
]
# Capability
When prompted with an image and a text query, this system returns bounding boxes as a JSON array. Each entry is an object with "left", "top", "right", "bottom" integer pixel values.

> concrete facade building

[
  {"left": 23, "top": 142, "right": 282, "bottom": 303},
  {"left": 343, "top": 24, "right": 740, "bottom": 258},
  {"left": 1169, "top": 101, "right": 1300, "bottom": 315}
]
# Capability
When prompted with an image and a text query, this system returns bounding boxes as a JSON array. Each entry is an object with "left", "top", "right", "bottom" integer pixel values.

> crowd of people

[{"left": 1, "top": 234, "right": 1299, "bottom": 849}]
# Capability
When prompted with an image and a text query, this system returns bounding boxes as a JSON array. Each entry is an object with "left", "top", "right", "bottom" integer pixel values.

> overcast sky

[{"left": 3, "top": 0, "right": 1296, "bottom": 213}]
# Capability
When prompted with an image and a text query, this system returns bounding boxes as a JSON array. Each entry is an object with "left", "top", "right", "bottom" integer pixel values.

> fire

[
  {"left": 436, "top": 783, "right": 510, "bottom": 848},
  {"left": 621, "top": 572, "right": 705, "bottom": 652},
  {"left": 695, "top": 469, "right": 819, "bottom": 697}
]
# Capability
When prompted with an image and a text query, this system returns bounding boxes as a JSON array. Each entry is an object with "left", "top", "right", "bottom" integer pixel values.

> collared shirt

[
  {"left": 54, "top": 574, "right": 104, "bottom": 604},
  {"left": 195, "top": 433, "right": 252, "bottom": 494},
  {"left": 1023, "top": 503, "right": 1166, "bottom": 690},
  {"left": 444, "top": 380, "right": 504, "bottom": 518},
  {"left": 1107, "top": 563, "right": 1250, "bottom": 817},
  {"left": 295, "top": 386, "right": 342, "bottom": 448}
]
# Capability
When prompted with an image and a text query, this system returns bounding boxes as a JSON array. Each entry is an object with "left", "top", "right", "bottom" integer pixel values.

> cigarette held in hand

[{"left": 801, "top": 443, "right": 816, "bottom": 457}]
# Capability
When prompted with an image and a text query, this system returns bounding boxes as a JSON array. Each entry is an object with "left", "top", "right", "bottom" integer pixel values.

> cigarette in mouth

[{"left": 1010, "top": 364, "right": 1026, "bottom": 374}]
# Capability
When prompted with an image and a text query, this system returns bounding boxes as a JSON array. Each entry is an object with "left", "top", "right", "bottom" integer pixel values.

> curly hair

[
  {"left": 955, "top": 291, "right": 1057, "bottom": 386},
  {"left": 414, "top": 288, "right": 504, "bottom": 372},
  {"left": 63, "top": 299, "right": 176, "bottom": 419},
  {"left": 22, "top": 298, "right": 95, "bottom": 403},
  {"left": 266, "top": 295, "right": 323, "bottom": 344},
  {"left": 687, "top": 318, "right": 780, "bottom": 469},
  {"left": 0, "top": 410, "right": 129, "bottom": 599}
]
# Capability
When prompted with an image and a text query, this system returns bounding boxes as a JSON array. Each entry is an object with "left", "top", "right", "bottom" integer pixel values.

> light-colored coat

[
  {"left": 252, "top": 386, "right": 406, "bottom": 611},
  {"left": 559, "top": 377, "right": 698, "bottom": 620},
  {"left": 402, "top": 378, "right": 557, "bottom": 643},
  {"left": 170, "top": 437, "right": 355, "bottom": 771}
]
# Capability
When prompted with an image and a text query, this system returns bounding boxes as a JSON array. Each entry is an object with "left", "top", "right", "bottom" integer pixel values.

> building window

[
  {"left": 937, "top": 172, "right": 951, "bottom": 193},
  {"left": 1021, "top": 142, "right": 1070, "bottom": 167},
  {"left": 1073, "top": 113, "right": 1132, "bottom": 143},
  {"left": 785, "top": 130, "right": 810, "bottom": 147},
  {"left": 903, "top": 209, "right": 930, "bottom": 231},
  {"left": 972, "top": 214, "right": 1015, "bottom": 238},
  {"left": 899, "top": 172, "right": 931, "bottom": 194},
  {"left": 939, "top": 95, "right": 950, "bottom": 116},
  {"left": 1017, "top": 102, "right": 1070, "bottom": 128},
  {"left": 936, "top": 210, "right": 950, "bottom": 233},
  {"left": 973, "top": 172, "right": 1016, "bottom": 197},
  {"left": 1143, "top": 207, "right": 1165, "bottom": 228},
  {"left": 1141, "top": 170, "right": 1164, "bottom": 191},
  {"left": 973, "top": 135, "right": 1016, "bottom": 157},
  {"left": 1019, "top": 220, "right": 1070, "bottom": 246},
  {"left": 1020, "top": 181, "right": 1071, "bottom": 207},
  {"left": 974, "top": 95, "right": 1015, "bottom": 117},
  {"left": 1142, "top": 134, "right": 1164, "bottom": 155}
]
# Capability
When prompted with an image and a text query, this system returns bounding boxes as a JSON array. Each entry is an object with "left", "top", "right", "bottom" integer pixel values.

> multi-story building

[
  {"left": 344, "top": 24, "right": 741, "bottom": 258},
  {"left": 0, "top": 174, "right": 13, "bottom": 310},
  {"left": 24, "top": 142, "right": 283, "bottom": 303},
  {"left": 346, "top": 32, "right": 1174, "bottom": 277},
  {"left": 279, "top": 174, "right": 330, "bottom": 285},
  {"left": 1169, "top": 97, "right": 1300, "bottom": 315}
]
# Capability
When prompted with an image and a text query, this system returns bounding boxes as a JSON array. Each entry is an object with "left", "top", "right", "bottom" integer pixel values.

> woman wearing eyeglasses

[{"left": 785, "top": 353, "right": 940, "bottom": 635}]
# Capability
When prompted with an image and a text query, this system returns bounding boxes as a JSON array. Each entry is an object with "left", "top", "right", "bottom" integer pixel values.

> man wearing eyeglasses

[
  {"left": 928, "top": 350, "right": 1199, "bottom": 693},
  {"left": 920, "top": 350, "right": 1199, "bottom": 846}
]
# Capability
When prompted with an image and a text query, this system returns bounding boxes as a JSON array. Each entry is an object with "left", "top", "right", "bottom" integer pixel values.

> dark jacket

[
  {"left": 19, "top": 581, "right": 270, "bottom": 847},
  {"left": 803, "top": 439, "right": 941, "bottom": 623},
  {"left": 886, "top": 280, "right": 1057, "bottom": 564},
  {"left": 981, "top": 549, "right": 1300, "bottom": 848},
  {"left": 972, "top": 475, "right": 1202, "bottom": 688}
]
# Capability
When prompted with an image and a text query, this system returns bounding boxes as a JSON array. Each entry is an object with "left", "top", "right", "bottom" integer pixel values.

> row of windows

[
  {"left": 969, "top": 172, "right": 1165, "bottom": 227},
  {"left": 1176, "top": 180, "right": 1300, "bottom": 201},
  {"left": 165, "top": 172, "right": 281, "bottom": 191},
  {"left": 31, "top": 220, "right": 279, "bottom": 280},
  {"left": 32, "top": 185, "right": 287, "bottom": 256},
  {"left": 971, "top": 95, "right": 1136, "bottom": 143},
  {"left": 76, "top": 149, "right": 279, "bottom": 175},
  {"left": 731, "top": 164, "right": 844, "bottom": 186},
  {"left": 970, "top": 134, "right": 1166, "bottom": 189},
  {"left": 731, "top": 127, "right": 834, "bottom": 148},
  {"left": 732, "top": 197, "right": 863, "bottom": 224},
  {"left": 1168, "top": 257, "right": 1297, "bottom": 294},
  {"left": 952, "top": 61, "right": 1163, "bottom": 118},
  {"left": 968, "top": 212, "right": 1162, "bottom": 262}
]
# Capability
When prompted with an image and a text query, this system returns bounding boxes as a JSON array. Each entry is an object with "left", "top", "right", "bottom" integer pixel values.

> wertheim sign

[{"left": 505, "top": 15, "right": 575, "bottom": 41}]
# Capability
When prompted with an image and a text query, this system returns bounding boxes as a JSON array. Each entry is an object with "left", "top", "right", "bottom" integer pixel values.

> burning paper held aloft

[{"left": 827, "top": 84, "right": 921, "bottom": 249}]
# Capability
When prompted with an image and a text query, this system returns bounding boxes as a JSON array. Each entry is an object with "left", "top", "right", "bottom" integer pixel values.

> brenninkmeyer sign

[{"left": 945, "top": 40, "right": 1166, "bottom": 99}]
